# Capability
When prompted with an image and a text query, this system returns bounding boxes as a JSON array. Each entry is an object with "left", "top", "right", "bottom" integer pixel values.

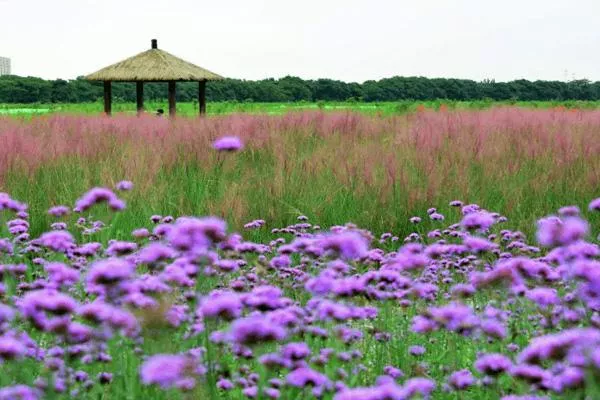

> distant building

[{"left": 0, "top": 57, "right": 11, "bottom": 76}]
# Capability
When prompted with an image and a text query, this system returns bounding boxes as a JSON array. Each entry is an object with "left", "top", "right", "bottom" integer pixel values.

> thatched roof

[{"left": 86, "top": 41, "right": 224, "bottom": 82}]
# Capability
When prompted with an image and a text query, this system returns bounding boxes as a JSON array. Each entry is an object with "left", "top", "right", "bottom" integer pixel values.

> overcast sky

[{"left": 1, "top": 0, "right": 599, "bottom": 82}]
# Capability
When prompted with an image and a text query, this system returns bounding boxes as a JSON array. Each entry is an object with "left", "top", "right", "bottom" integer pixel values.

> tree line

[{"left": 1, "top": 74, "right": 600, "bottom": 103}]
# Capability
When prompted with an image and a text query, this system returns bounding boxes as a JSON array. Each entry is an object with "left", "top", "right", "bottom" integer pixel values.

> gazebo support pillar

[
  {"left": 198, "top": 80, "right": 206, "bottom": 115},
  {"left": 103, "top": 81, "right": 112, "bottom": 116},
  {"left": 168, "top": 81, "right": 176, "bottom": 117},
  {"left": 136, "top": 82, "right": 144, "bottom": 115}
]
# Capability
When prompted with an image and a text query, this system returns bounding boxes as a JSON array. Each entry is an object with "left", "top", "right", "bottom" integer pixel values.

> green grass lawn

[{"left": 3, "top": 99, "right": 600, "bottom": 117}]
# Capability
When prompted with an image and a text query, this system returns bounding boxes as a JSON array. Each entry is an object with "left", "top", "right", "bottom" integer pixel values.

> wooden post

[
  {"left": 103, "top": 81, "right": 112, "bottom": 116},
  {"left": 168, "top": 81, "right": 176, "bottom": 117},
  {"left": 136, "top": 82, "right": 144, "bottom": 115},
  {"left": 198, "top": 80, "right": 206, "bottom": 115}
]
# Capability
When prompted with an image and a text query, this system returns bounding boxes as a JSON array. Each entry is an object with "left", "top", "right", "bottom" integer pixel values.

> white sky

[{"left": 1, "top": 0, "right": 599, "bottom": 82}]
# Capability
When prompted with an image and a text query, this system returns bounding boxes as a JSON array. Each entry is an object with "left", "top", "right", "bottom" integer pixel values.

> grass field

[
  {"left": 0, "top": 107, "right": 599, "bottom": 399},
  {"left": 3, "top": 99, "right": 600, "bottom": 117}
]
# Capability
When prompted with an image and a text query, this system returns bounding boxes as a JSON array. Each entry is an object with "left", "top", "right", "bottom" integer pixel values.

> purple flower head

[
  {"left": 140, "top": 354, "right": 197, "bottom": 389},
  {"left": 319, "top": 231, "right": 369, "bottom": 260},
  {"left": 138, "top": 242, "right": 177, "bottom": 264},
  {"left": 475, "top": 353, "right": 512, "bottom": 376},
  {"left": 461, "top": 211, "right": 495, "bottom": 232},
  {"left": 412, "top": 315, "right": 438, "bottom": 334},
  {"left": 106, "top": 241, "right": 138, "bottom": 257},
  {"left": 588, "top": 198, "right": 600, "bottom": 212},
  {"left": 50, "top": 222, "right": 67, "bottom": 231},
  {"left": 78, "top": 301, "right": 139, "bottom": 336},
  {"left": 450, "top": 200, "right": 464, "bottom": 207},
  {"left": 230, "top": 315, "right": 287, "bottom": 345},
  {"left": 553, "top": 366, "right": 584, "bottom": 391},
  {"left": 0, "top": 193, "right": 27, "bottom": 213},
  {"left": 286, "top": 367, "right": 331, "bottom": 389},
  {"left": 463, "top": 236, "right": 498, "bottom": 253},
  {"left": 0, "top": 239, "right": 14, "bottom": 255},
  {"left": 0, "top": 385, "right": 42, "bottom": 400},
  {"left": 167, "top": 217, "right": 227, "bottom": 252},
  {"left": 265, "top": 388, "right": 280, "bottom": 399},
  {"left": 430, "top": 212, "right": 445, "bottom": 221},
  {"left": 409, "top": 216, "right": 422, "bottom": 224},
  {"left": 334, "top": 383, "right": 404, "bottom": 400},
  {"left": 48, "top": 205, "right": 70, "bottom": 217},
  {"left": 19, "top": 289, "right": 77, "bottom": 331},
  {"left": 73, "top": 242, "right": 102, "bottom": 257},
  {"left": 401, "top": 377, "right": 436, "bottom": 398},
  {"left": 87, "top": 258, "right": 134, "bottom": 291},
  {"left": 217, "top": 378, "right": 234, "bottom": 391},
  {"left": 37, "top": 231, "right": 75, "bottom": 253},
  {"left": 45, "top": 262, "right": 80, "bottom": 287},
  {"left": 0, "top": 304, "right": 15, "bottom": 324},
  {"left": 74, "top": 187, "right": 125, "bottom": 212},
  {"left": 517, "top": 328, "right": 600, "bottom": 365},
  {"left": 7, "top": 218, "right": 28, "bottom": 228},
  {"left": 213, "top": 136, "right": 243, "bottom": 152},
  {"left": 98, "top": 372, "right": 113, "bottom": 384},
  {"left": 409, "top": 345, "right": 426, "bottom": 356},
  {"left": 448, "top": 369, "right": 474, "bottom": 390},
  {"left": 242, "top": 386, "right": 258, "bottom": 398},
  {"left": 199, "top": 291, "right": 242, "bottom": 320},
  {"left": 383, "top": 366, "right": 404, "bottom": 379},
  {"left": 461, "top": 204, "right": 481, "bottom": 215},
  {"left": 132, "top": 228, "right": 150, "bottom": 239},
  {"left": 525, "top": 287, "right": 560, "bottom": 308},
  {"left": 536, "top": 216, "right": 589, "bottom": 247},
  {"left": 450, "top": 283, "right": 476, "bottom": 298},
  {"left": 509, "top": 364, "right": 550, "bottom": 384},
  {"left": 558, "top": 205, "right": 580, "bottom": 217},
  {"left": 270, "top": 254, "right": 291, "bottom": 269},
  {"left": 0, "top": 336, "right": 27, "bottom": 360},
  {"left": 305, "top": 273, "right": 335, "bottom": 296},
  {"left": 259, "top": 353, "right": 293, "bottom": 369},
  {"left": 425, "top": 302, "right": 478, "bottom": 333},
  {"left": 481, "top": 319, "right": 507, "bottom": 339},
  {"left": 281, "top": 342, "right": 311, "bottom": 361},
  {"left": 115, "top": 180, "right": 134, "bottom": 191},
  {"left": 244, "top": 219, "right": 266, "bottom": 229},
  {"left": 243, "top": 285, "right": 287, "bottom": 311}
]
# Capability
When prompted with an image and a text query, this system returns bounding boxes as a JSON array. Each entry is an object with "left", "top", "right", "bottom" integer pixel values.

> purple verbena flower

[
  {"left": 140, "top": 354, "right": 197, "bottom": 389},
  {"left": 475, "top": 353, "right": 512, "bottom": 375},
  {"left": 448, "top": 369, "right": 475, "bottom": 390},
  {"left": 48, "top": 205, "right": 70, "bottom": 217},
  {"left": 230, "top": 315, "right": 286, "bottom": 345},
  {"left": 115, "top": 180, "right": 134, "bottom": 191},
  {"left": 74, "top": 187, "right": 125, "bottom": 212},
  {"left": 536, "top": 216, "right": 588, "bottom": 247},
  {"left": 213, "top": 136, "right": 243, "bottom": 152},
  {"left": 588, "top": 198, "right": 600, "bottom": 212}
]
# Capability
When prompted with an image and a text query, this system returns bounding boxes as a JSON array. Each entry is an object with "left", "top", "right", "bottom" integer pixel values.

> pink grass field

[{"left": 0, "top": 107, "right": 599, "bottom": 235}]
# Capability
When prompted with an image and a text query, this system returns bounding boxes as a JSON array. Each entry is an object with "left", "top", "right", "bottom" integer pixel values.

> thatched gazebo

[{"left": 86, "top": 39, "right": 224, "bottom": 116}]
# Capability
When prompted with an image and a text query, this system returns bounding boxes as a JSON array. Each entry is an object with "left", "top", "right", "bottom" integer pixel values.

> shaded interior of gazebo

[{"left": 85, "top": 39, "right": 223, "bottom": 116}]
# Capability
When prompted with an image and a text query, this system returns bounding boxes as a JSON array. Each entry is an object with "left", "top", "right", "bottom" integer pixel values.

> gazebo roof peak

[{"left": 85, "top": 39, "right": 224, "bottom": 82}]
